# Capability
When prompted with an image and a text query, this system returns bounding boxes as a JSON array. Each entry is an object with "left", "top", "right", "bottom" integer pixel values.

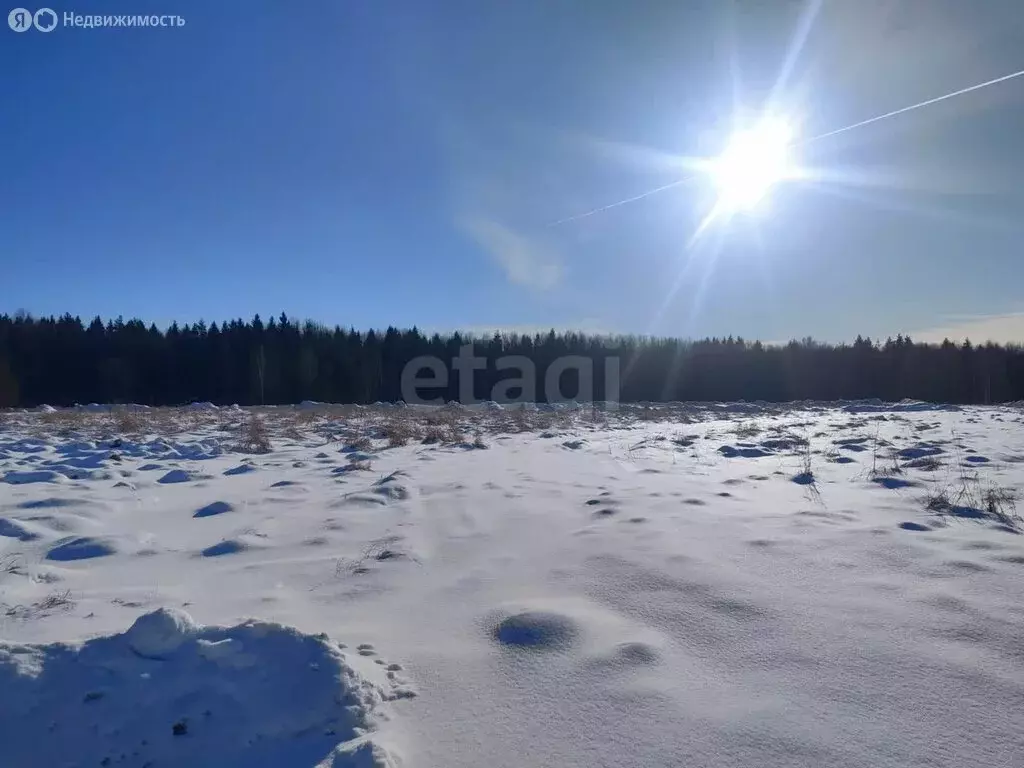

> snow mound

[
  {"left": 46, "top": 535, "right": 120, "bottom": 561},
  {"left": 201, "top": 535, "right": 265, "bottom": 557},
  {"left": 17, "top": 511, "right": 89, "bottom": 533},
  {"left": 126, "top": 607, "right": 198, "bottom": 658},
  {"left": 18, "top": 497, "right": 82, "bottom": 509},
  {"left": 899, "top": 521, "right": 932, "bottom": 532},
  {"left": 597, "top": 641, "right": 662, "bottom": 667},
  {"left": 0, "top": 609, "right": 394, "bottom": 768},
  {"left": 224, "top": 463, "right": 258, "bottom": 476},
  {"left": 0, "top": 517, "right": 42, "bottom": 541},
  {"left": 158, "top": 469, "right": 197, "bottom": 484},
  {"left": 194, "top": 500, "right": 234, "bottom": 518},
  {"left": 3, "top": 470, "right": 66, "bottom": 485}
]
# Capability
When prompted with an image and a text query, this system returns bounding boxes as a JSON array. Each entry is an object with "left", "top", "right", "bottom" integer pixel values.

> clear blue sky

[{"left": 3, "top": 0, "right": 1023, "bottom": 343}]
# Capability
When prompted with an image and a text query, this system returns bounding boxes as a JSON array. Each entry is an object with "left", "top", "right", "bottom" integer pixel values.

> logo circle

[
  {"left": 33, "top": 7, "right": 56, "bottom": 31},
  {"left": 8, "top": 7, "right": 32, "bottom": 31}
]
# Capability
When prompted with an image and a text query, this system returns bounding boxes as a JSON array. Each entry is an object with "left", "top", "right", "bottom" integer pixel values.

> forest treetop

[{"left": 1, "top": 312, "right": 1022, "bottom": 407}]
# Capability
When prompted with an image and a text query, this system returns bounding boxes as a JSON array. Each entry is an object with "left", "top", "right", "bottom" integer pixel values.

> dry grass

[
  {"left": 421, "top": 425, "right": 446, "bottom": 444},
  {"left": 283, "top": 424, "right": 305, "bottom": 441},
  {"left": 381, "top": 419, "right": 417, "bottom": 447},
  {"left": 446, "top": 423, "right": 466, "bottom": 444},
  {"left": 3, "top": 589, "right": 75, "bottom": 620},
  {"left": 1, "top": 553, "right": 25, "bottom": 577},
  {"left": 924, "top": 447, "right": 1022, "bottom": 531},
  {"left": 109, "top": 406, "right": 148, "bottom": 435},
  {"left": 236, "top": 415, "right": 272, "bottom": 454},
  {"left": 38, "top": 408, "right": 88, "bottom": 434},
  {"left": 345, "top": 435, "right": 373, "bottom": 452},
  {"left": 732, "top": 421, "right": 762, "bottom": 439},
  {"left": 335, "top": 535, "right": 409, "bottom": 576},
  {"left": 2, "top": 401, "right": 812, "bottom": 466},
  {"left": 904, "top": 455, "right": 943, "bottom": 472},
  {"left": 982, "top": 486, "right": 1021, "bottom": 528},
  {"left": 926, "top": 482, "right": 1021, "bottom": 529},
  {"left": 869, "top": 430, "right": 903, "bottom": 479}
]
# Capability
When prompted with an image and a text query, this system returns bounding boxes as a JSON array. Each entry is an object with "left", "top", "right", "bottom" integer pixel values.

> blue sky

[{"left": 2, "top": 0, "right": 1023, "bottom": 343}]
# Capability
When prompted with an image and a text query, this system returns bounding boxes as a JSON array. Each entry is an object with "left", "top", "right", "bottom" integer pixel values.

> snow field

[{"left": 1, "top": 401, "right": 1023, "bottom": 767}]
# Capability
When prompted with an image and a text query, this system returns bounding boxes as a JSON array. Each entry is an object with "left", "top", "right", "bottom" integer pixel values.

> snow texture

[{"left": 1, "top": 401, "right": 1023, "bottom": 767}]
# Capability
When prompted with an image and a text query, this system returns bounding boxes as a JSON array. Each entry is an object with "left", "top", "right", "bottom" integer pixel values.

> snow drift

[{"left": 0, "top": 608, "right": 395, "bottom": 768}]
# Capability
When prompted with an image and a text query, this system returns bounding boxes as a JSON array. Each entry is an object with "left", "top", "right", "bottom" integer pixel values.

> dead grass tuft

[
  {"left": 109, "top": 406, "right": 148, "bottom": 435},
  {"left": 237, "top": 416, "right": 272, "bottom": 454},
  {"left": 923, "top": 444, "right": 1022, "bottom": 531},
  {"left": 345, "top": 435, "right": 373, "bottom": 452},
  {"left": 3, "top": 589, "right": 75, "bottom": 620},
  {"left": 733, "top": 421, "right": 762, "bottom": 439},
  {"left": 421, "top": 425, "right": 446, "bottom": 444},
  {"left": 381, "top": 419, "right": 417, "bottom": 447}
]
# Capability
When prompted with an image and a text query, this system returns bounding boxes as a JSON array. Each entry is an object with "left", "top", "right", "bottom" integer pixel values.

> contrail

[
  {"left": 549, "top": 177, "right": 694, "bottom": 227},
  {"left": 549, "top": 67, "right": 1024, "bottom": 227},
  {"left": 804, "top": 67, "right": 1024, "bottom": 144}
]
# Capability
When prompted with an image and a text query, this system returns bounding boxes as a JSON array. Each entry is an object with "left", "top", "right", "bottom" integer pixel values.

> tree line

[{"left": 0, "top": 312, "right": 1022, "bottom": 407}]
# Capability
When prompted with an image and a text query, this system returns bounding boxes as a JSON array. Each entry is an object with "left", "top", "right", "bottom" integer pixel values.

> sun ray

[{"left": 768, "top": 0, "right": 824, "bottom": 109}]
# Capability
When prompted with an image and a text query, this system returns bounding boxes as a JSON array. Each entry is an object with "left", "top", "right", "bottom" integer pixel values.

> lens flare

[{"left": 709, "top": 118, "right": 795, "bottom": 212}]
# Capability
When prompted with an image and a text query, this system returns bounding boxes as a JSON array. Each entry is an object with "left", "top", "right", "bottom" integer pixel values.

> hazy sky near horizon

[{"left": 3, "top": 1, "right": 1023, "bottom": 343}]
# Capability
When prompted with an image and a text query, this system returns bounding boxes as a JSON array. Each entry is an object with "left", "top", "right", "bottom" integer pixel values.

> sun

[{"left": 708, "top": 117, "right": 795, "bottom": 212}]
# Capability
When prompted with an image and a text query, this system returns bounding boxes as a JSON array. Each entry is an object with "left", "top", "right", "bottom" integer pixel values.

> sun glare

[{"left": 709, "top": 118, "right": 795, "bottom": 212}]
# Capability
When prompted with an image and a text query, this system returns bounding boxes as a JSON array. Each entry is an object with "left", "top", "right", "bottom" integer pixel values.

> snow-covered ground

[{"left": 2, "top": 401, "right": 1023, "bottom": 767}]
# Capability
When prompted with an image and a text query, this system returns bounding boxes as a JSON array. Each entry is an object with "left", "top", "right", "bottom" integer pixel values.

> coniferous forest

[{"left": 1, "top": 312, "right": 1023, "bottom": 407}]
